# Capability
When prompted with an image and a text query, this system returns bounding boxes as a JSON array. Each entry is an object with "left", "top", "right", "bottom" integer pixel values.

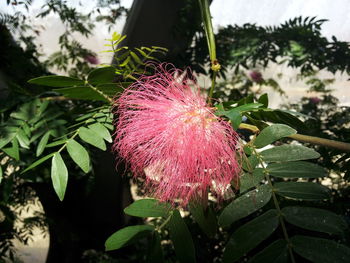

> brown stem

[{"left": 238, "top": 123, "right": 350, "bottom": 152}]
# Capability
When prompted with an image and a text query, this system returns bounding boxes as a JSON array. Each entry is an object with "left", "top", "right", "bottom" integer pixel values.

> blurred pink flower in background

[
  {"left": 84, "top": 55, "right": 100, "bottom": 65},
  {"left": 113, "top": 65, "right": 241, "bottom": 205},
  {"left": 309, "top": 97, "right": 321, "bottom": 104},
  {"left": 249, "top": 70, "right": 264, "bottom": 83}
]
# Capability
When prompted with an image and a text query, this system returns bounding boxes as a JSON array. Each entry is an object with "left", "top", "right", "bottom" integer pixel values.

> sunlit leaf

[
  {"left": 124, "top": 199, "right": 170, "bottom": 218},
  {"left": 36, "top": 131, "right": 51, "bottom": 157},
  {"left": 254, "top": 124, "right": 296, "bottom": 148},
  {"left": 78, "top": 127, "right": 106, "bottom": 150},
  {"left": 51, "top": 152, "right": 68, "bottom": 201},
  {"left": 88, "top": 122, "right": 112, "bottom": 143},
  {"left": 66, "top": 139, "right": 90, "bottom": 173},
  {"left": 105, "top": 225, "right": 154, "bottom": 251}
]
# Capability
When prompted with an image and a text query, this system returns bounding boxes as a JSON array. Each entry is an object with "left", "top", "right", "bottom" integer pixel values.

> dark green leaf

[
  {"left": 242, "top": 155, "right": 259, "bottom": 172},
  {"left": 53, "top": 86, "right": 109, "bottom": 102},
  {"left": 78, "top": 127, "right": 106, "bottom": 150},
  {"left": 222, "top": 210, "right": 279, "bottom": 263},
  {"left": 28, "top": 75, "right": 84, "bottom": 87},
  {"left": 88, "top": 122, "right": 112, "bottom": 143},
  {"left": 190, "top": 204, "right": 217, "bottom": 238},
  {"left": 261, "top": 145, "right": 320, "bottom": 162},
  {"left": 168, "top": 210, "right": 196, "bottom": 263},
  {"left": 249, "top": 239, "right": 288, "bottom": 263},
  {"left": 124, "top": 199, "right": 170, "bottom": 218},
  {"left": 147, "top": 232, "right": 164, "bottom": 263},
  {"left": 274, "top": 182, "right": 330, "bottom": 200},
  {"left": 105, "top": 225, "right": 154, "bottom": 251},
  {"left": 291, "top": 235, "right": 350, "bottom": 263},
  {"left": 240, "top": 168, "right": 265, "bottom": 192},
  {"left": 267, "top": 161, "right": 326, "bottom": 178},
  {"left": 51, "top": 153, "right": 68, "bottom": 201},
  {"left": 254, "top": 124, "right": 296, "bottom": 148},
  {"left": 282, "top": 206, "right": 348, "bottom": 235},
  {"left": 219, "top": 184, "right": 272, "bottom": 227},
  {"left": 21, "top": 153, "right": 55, "bottom": 173},
  {"left": 66, "top": 139, "right": 90, "bottom": 173},
  {"left": 87, "top": 66, "right": 115, "bottom": 84},
  {"left": 36, "top": 131, "right": 51, "bottom": 157},
  {"left": 228, "top": 110, "right": 242, "bottom": 130},
  {"left": 258, "top": 93, "right": 269, "bottom": 108},
  {"left": 95, "top": 83, "right": 126, "bottom": 96}
]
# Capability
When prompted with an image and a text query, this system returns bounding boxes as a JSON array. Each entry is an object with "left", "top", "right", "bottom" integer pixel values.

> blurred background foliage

[{"left": 0, "top": 0, "right": 349, "bottom": 262}]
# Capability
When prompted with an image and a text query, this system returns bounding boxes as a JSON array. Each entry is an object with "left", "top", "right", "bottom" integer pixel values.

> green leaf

[
  {"left": 87, "top": 66, "right": 115, "bottom": 84},
  {"left": 21, "top": 153, "right": 55, "bottom": 173},
  {"left": 258, "top": 93, "right": 269, "bottom": 108},
  {"left": 2, "top": 138, "right": 19, "bottom": 160},
  {"left": 274, "top": 182, "right": 330, "bottom": 200},
  {"left": 240, "top": 168, "right": 265, "bottom": 192},
  {"left": 95, "top": 83, "right": 126, "bottom": 96},
  {"left": 261, "top": 145, "right": 320, "bottom": 162},
  {"left": 36, "top": 131, "right": 51, "bottom": 157},
  {"left": 168, "top": 210, "right": 196, "bottom": 263},
  {"left": 147, "top": 232, "right": 164, "bottom": 263},
  {"left": 249, "top": 239, "right": 288, "bottom": 263},
  {"left": 233, "top": 103, "right": 264, "bottom": 112},
  {"left": 291, "top": 235, "right": 350, "bottom": 263},
  {"left": 51, "top": 153, "right": 68, "bottom": 201},
  {"left": 267, "top": 161, "right": 326, "bottom": 178},
  {"left": 282, "top": 206, "right": 348, "bottom": 235},
  {"left": 228, "top": 110, "right": 242, "bottom": 130},
  {"left": 222, "top": 210, "right": 279, "bottom": 263},
  {"left": 190, "top": 204, "right": 217, "bottom": 238},
  {"left": 105, "top": 225, "right": 154, "bottom": 251},
  {"left": 254, "top": 124, "right": 296, "bottom": 148},
  {"left": 219, "top": 184, "right": 272, "bottom": 227},
  {"left": 28, "top": 75, "right": 84, "bottom": 87},
  {"left": 88, "top": 122, "right": 112, "bottom": 143},
  {"left": 78, "top": 127, "right": 106, "bottom": 150},
  {"left": 242, "top": 154, "right": 259, "bottom": 172},
  {"left": 0, "top": 131, "right": 16, "bottom": 149},
  {"left": 53, "top": 86, "right": 109, "bottom": 102},
  {"left": 124, "top": 199, "right": 170, "bottom": 218},
  {"left": 16, "top": 129, "right": 30, "bottom": 149},
  {"left": 46, "top": 139, "right": 67, "bottom": 148},
  {"left": 66, "top": 139, "right": 90, "bottom": 173}
]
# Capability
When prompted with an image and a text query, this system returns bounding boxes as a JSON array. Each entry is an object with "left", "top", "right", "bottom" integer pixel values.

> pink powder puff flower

[
  {"left": 113, "top": 65, "right": 241, "bottom": 205},
  {"left": 249, "top": 70, "right": 264, "bottom": 83},
  {"left": 84, "top": 55, "right": 100, "bottom": 65}
]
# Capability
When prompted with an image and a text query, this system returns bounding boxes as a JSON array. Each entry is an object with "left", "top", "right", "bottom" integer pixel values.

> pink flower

[
  {"left": 309, "top": 97, "right": 321, "bottom": 104},
  {"left": 249, "top": 70, "right": 264, "bottom": 83},
  {"left": 84, "top": 55, "right": 100, "bottom": 65},
  {"left": 113, "top": 65, "right": 241, "bottom": 205}
]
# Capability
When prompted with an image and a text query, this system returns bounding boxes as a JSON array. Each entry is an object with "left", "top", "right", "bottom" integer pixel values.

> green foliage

[{"left": 105, "top": 32, "right": 168, "bottom": 80}]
